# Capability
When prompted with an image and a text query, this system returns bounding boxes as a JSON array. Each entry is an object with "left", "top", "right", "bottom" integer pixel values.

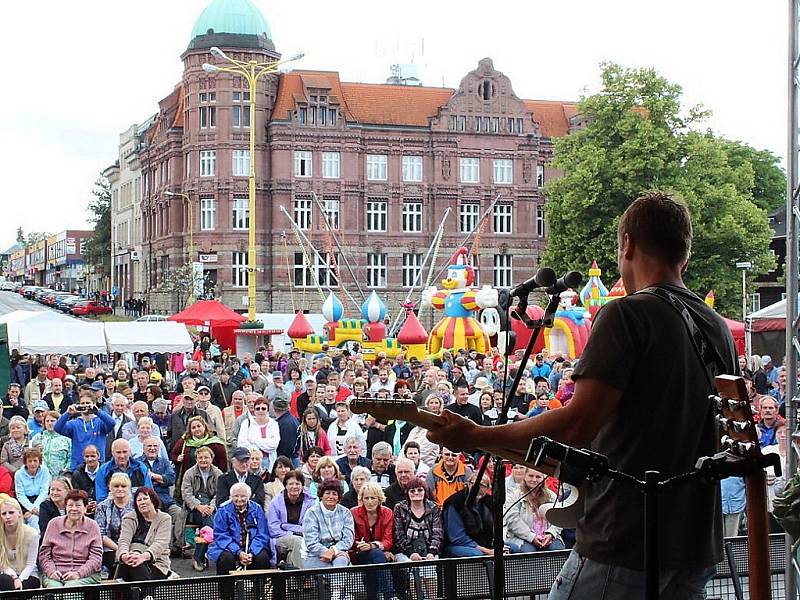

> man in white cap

[
  {"left": 754, "top": 355, "right": 777, "bottom": 395},
  {"left": 468, "top": 376, "right": 492, "bottom": 406}
]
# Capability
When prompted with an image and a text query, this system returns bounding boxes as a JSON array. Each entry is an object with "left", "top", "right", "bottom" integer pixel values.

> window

[
  {"left": 536, "top": 164, "right": 544, "bottom": 188},
  {"left": 402, "top": 156, "right": 423, "bottom": 182},
  {"left": 493, "top": 255, "right": 513, "bottom": 287},
  {"left": 200, "top": 197, "right": 216, "bottom": 231},
  {"left": 493, "top": 159, "right": 513, "bottom": 184},
  {"left": 460, "top": 158, "right": 480, "bottom": 183},
  {"left": 294, "top": 151, "right": 312, "bottom": 177},
  {"left": 328, "top": 108, "right": 337, "bottom": 125},
  {"left": 322, "top": 152, "right": 340, "bottom": 179},
  {"left": 199, "top": 92, "right": 216, "bottom": 129},
  {"left": 491, "top": 117, "right": 500, "bottom": 133},
  {"left": 516, "top": 118, "right": 524, "bottom": 133},
  {"left": 367, "top": 154, "right": 388, "bottom": 181},
  {"left": 232, "top": 150, "right": 250, "bottom": 177},
  {"left": 298, "top": 107, "right": 307, "bottom": 124},
  {"left": 367, "top": 200, "right": 387, "bottom": 232},
  {"left": 232, "top": 91, "right": 250, "bottom": 128},
  {"left": 232, "top": 196, "right": 249, "bottom": 230},
  {"left": 751, "top": 293, "right": 761, "bottom": 313},
  {"left": 402, "top": 201, "right": 423, "bottom": 233},
  {"left": 322, "top": 196, "right": 340, "bottom": 229},
  {"left": 232, "top": 251, "right": 248, "bottom": 287},
  {"left": 367, "top": 253, "right": 387, "bottom": 288},
  {"left": 458, "top": 116, "right": 466, "bottom": 131},
  {"left": 199, "top": 150, "right": 216, "bottom": 177},
  {"left": 483, "top": 117, "right": 490, "bottom": 133},
  {"left": 294, "top": 196, "right": 313, "bottom": 230},
  {"left": 450, "top": 115, "right": 457, "bottom": 131},
  {"left": 294, "top": 252, "right": 339, "bottom": 287},
  {"left": 185, "top": 152, "right": 191, "bottom": 179},
  {"left": 536, "top": 205, "right": 545, "bottom": 237},
  {"left": 402, "top": 253, "right": 422, "bottom": 288},
  {"left": 493, "top": 204, "right": 513, "bottom": 234},
  {"left": 460, "top": 202, "right": 480, "bottom": 233}
]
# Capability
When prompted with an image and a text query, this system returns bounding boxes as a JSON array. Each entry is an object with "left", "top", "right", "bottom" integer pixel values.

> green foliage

[
  {"left": 542, "top": 63, "right": 777, "bottom": 317},
  {"left": 83, "top": 176, "right": 111, "bottom": 272},
  {"left": 15, "top": 227, "right": 24, "bottom": 245}
]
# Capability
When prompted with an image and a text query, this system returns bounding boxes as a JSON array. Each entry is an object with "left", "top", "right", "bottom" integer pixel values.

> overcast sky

[{"left": 0, "top": 0, "right": 788, "bottom": 249}]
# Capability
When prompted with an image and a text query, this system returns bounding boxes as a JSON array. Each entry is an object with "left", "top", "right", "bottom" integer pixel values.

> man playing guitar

[{"left": 428, "top": 191, "right": 738, "bottom": 599}]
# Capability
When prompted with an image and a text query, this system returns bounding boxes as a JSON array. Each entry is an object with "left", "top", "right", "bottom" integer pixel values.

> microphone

[
  {"left": 509, "top": 267, "right": 556, "bottom": 298},
  {"left": 545, "top": 271, "right": 583, "bottom": 295}
]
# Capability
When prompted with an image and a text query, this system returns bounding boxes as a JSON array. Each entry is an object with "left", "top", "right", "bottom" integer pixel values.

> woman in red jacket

[
  {"left": 350, "top": 481, "right": 395, "bottom": 600},
  {"left": 0, "top": 465, "right": 14, "bottom": 498}
]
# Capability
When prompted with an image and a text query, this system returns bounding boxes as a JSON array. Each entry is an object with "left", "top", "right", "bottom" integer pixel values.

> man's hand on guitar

[{"left": 425, "top": 409, "right": 479, "bottom": 451}]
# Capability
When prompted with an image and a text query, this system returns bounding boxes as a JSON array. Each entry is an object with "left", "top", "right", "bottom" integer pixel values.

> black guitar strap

[{"left": 637, "top": 286, "right": 728, "bottom": 392}]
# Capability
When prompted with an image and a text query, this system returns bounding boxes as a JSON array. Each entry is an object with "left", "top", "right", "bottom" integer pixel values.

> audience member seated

[
  {"left": 37, "top": 477, "right": 71, "bottom": 539},
  {"left": 95, "top": 472, "right": 134, "bottom": 577},
  {"left": 14, "top": 448, "right": 50, "bottom": 530},
  {"left": 350, "top": 482, "right": 396, "bottom": 600},
  {"left": 308, "top": 456, "right": 350, "bottom": 498},
  {"left": 171, "top": 416, "right": 228, "bottom": 495},
  {"left": 139, "top": 437, "right": 183, "bottom": 558},
  {"left": 369, "top": 442, "right": 396, "bottom": 489},
  {"left": 303, "top": 479, "right": 354, "bottom": 569},
  {"left": 30, "top": 411, "right": 71, "bottom": 478},
  {"left": 115, "top": 486, "right": 172, "bottom": 582},
  {"left": 384, "top": 457, "right": 416, "bottom": 510},
  {"left": 180, "top": 445, "right": 221, "bottom": 572},
  {"left": 70, "top": 445, "right": 100, "bottom": 516},
  {"left": 427, "top": 448, "right": 471, "bottom": 507},
  {"left": 393, "top": 479, "right": 443, "bottom": 562},
  {"left": 237, "top": 397, "right": 280, "bottom": 472},
  {"left": 216, "top": 446, "right": 267, "bottom": 508},
  {"left": 1, "top": 417, "right": 29, "bottom": 474},
  {"left": 38, "top": 490, "right": 103, "bottom": 587},
  {"left": 264, "top": 456, "right": 292, "bottom": 505},
  {"left": 0, "top": 495, "right": 39, "bottom": 590},
  {"left": 443, "top": 472, "right": 509, "bottom": 557},
  {"left": 297, "top": 408, "right": 332, "bottom": 462},
  {"left": 341, "top": 465, "right": 371, "bottom": 509},
  {"left": 336, "top": 436, "right": 371, "bottom": 482},
  {"left": 267, "top": 469, "right": 312, "bottom": 568},
  {"left": 504, "top": 468, "right": 565, "bottom": 553},
  {"left": 95, "top": 439, "right": 153, "bottom": 502}
]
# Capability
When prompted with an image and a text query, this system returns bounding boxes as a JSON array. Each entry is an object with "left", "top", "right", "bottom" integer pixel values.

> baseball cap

[
  {"left": 290, "top": 348, "right": 300, "bottom": 354},
  {"left": 232, "top": 447, "right": 251, "bottom": 462},
  {"left": 761, "top": 355, "right": 773, "bottom": 367},
  {"left": 65, "top": 375, "right": 77, "bottom": 383},
  {"left": 90, "top": 381, "right": 105, "bottom": 392},
  {"left": 273, "top": 395, "right": 290, "bottom": 411},
  {"left": 7, "top": 383, "right": 20, "bottom": 390},
  {"left": 197, "top": 385, "right": 211, "bottom": 394},
  {"left": 182, "top": 391, "right": 198, "bottom": 400},
  {"left": 151, "top": 398, "right": 169, "bottom": 413},
  {"left": 272, "top": 371, "right": 283, "bottom": 380},
  {"left": 149, "top": 372, "right": 163, "bottom": 382},
  {"left": 33, "top": 400, "right": 48, "bottom": 412}
]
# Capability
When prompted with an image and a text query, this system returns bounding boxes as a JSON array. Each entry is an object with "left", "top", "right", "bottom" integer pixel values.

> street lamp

[
  {"left": 736, "top": 260, "right": 752, "bottom": 322},
  {"left": 202, "top": 47, "right": 304, "bottom": 325},
  {"left": 165, "top": 191, "right": 195, "bottom": 305}
]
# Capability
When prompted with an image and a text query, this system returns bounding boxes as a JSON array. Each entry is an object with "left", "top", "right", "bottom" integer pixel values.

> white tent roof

[
  {"left": 16, "top": 321, "right": 107, "bottom": 354},
  {"left": 0, "top": 310, "right": 79, "bottom": 351},
  {"left": 103, "top": 322, "right": 193, "bottom": 353},
  {"left": 748, "top": 296, "right": 797, "bottom": 320}
]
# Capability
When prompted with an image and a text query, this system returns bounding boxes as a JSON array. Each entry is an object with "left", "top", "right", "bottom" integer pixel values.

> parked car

[
  {"left": 71, "top": 300, "right": 113, "bottom": 316},
  {"left": 21, "top": 286, "right": 41, "bottom": 299},
  {"left": 135, "top": 314, "right": 167, "bottom": 322},
  {"left": 58, "top": 296, "right": 82, "bottom": 312},
  {"left": 53, "top": 294, "right": 77, "bottom": 310}
]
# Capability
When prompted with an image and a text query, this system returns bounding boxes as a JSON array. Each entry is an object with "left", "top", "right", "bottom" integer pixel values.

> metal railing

[{"left": 1, "top": 534, "right": 789, "bottom": 599}]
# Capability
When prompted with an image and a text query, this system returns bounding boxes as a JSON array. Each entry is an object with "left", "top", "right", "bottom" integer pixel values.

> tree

[
  {"left": 15, "top": 227, "right": 24, "bottom": 246},
  {"left": 155, "top": 264, "right": 217, "bottom": 312},
  {"left": 83, "top": 176, "right": 111, "bottom": 274},
  {"left": 26, "top": 231, "right": 51, "bottom": 245},
  {"left": 542, "top": 63, "right": 777, "bottom": 317}
]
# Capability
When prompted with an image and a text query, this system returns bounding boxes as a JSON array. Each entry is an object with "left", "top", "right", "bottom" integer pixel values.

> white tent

[
  {"left": 0, "top": 310, "right": 78, "bottom": 351},
  {"left": 103, "top": 322, "right": 193, "bottom": 353},
  {"left": 16, "top": 321, "right": 107, "bottom": 355}
]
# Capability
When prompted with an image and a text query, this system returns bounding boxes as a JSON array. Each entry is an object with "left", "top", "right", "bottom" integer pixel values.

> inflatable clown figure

[{"left": 420, "top": 248, "right": 498, "bottom": 355}]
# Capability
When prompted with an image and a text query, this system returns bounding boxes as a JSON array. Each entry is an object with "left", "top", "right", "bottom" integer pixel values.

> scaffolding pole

[{"left": 786, "top": 0, "right": 799, "bottom": 596}]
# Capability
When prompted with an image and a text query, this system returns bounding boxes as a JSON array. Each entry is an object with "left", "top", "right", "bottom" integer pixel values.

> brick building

[{"left": 137, "top": 0, "right": 579, "bottom": 315}]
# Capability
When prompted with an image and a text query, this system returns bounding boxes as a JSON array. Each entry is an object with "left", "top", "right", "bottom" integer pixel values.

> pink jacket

[{"left": 38, "top": 516, "right": 103, "bottom": 578}]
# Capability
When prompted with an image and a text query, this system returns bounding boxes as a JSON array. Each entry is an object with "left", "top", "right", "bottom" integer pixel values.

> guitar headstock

[
  {"left": 350, "top": 396, "right": 422, "bottom": 423},
  {"left": 713, "top": 375, "right": 761, "bottom": 458}
]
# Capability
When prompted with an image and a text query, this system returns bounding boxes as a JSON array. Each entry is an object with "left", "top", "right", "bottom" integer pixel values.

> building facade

[
  {"left": 136, "top": 0, "right": 579, "bottom": 315},
  {"left": 45, "top": 230, "right": 94, "bottom": 292}
]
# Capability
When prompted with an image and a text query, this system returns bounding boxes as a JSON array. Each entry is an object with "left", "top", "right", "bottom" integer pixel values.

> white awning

[{"left": 103, "top": 322, "right": 193, "bottom": 353}]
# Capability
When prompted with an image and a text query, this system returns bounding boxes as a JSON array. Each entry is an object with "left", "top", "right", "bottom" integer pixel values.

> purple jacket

[{"left": 266, "top": 488, "right": 314, "bottom": 564}]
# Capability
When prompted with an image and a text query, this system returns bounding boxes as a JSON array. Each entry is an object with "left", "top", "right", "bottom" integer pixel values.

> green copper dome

[{"left": 190, "top": 0, "right": 273, "bottom": 42}]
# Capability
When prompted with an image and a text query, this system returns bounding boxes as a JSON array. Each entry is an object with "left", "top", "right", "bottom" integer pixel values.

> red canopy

[{"left": 167, "top": 300, "right": 246, "bottom": 328}]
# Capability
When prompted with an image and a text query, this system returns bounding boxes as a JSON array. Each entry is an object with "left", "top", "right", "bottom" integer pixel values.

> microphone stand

[{"left": 469, "top": 288, "right": 561, "bottom": 600}]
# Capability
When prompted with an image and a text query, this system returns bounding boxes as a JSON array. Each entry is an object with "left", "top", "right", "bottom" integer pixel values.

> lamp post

[
  {"left": 165, "top": 191, "right": 196, "bottom": 305},
  {"left": 736, "top": 260, "right": 752, "bottom": 322},
  {"left": 203, "top": 47, "right": 304, "bottom": 325}
]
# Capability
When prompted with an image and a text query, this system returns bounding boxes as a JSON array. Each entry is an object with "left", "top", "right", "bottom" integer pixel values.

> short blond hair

[
  {"left": 358, "top": 481, "right": 386, "bottom": 504},
  {"left": 109, "top": 472, "right": 132, "bottom": 490}
]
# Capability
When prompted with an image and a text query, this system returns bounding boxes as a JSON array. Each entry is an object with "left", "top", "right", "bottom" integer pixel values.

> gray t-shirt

[{"left": 572, "top": 283, "right": 737, "bottom": 570}]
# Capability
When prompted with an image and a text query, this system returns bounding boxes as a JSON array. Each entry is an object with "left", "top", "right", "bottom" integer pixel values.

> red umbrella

[{"left": 167, "top": 300, "right": 247, "bottom": 328}]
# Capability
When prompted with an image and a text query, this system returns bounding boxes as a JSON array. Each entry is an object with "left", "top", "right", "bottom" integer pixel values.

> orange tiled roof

[{"left": 273, "top": 71, "right": 578, "bottom": 138}]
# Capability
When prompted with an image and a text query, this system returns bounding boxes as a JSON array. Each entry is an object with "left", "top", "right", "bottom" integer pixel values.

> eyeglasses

[
  {"left": 254, "top": 406, "right": 269, "bottom": 411},
  {"left": 408, "top": 488, "right": 425, "bottom": 494},
  {"left": 442, "top": 452, "right": 457, "bottom": 458},
  {"left": 199, "top": 391, "right": 210, "bottom": 395}
]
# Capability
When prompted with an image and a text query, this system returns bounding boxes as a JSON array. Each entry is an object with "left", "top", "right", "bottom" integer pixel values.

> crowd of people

[{"left": 0, "top": 339, "right": 787, "bottom": 593}]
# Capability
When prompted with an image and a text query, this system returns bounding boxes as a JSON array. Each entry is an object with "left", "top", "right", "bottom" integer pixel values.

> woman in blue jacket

[{"left": 207, "top": 482, "right": 271, "bottom": 576}]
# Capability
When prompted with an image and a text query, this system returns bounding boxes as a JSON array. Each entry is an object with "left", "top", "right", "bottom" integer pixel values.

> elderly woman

[
  {"left": 115, "top": 487, "right": 172, "bottom": 582},
  {"left": 237, "top": 396, "right": 280, "bottom": 472},
  {"left": 181, "top": 446, "right": 222, "bottom": 572},
  {"left": 350, "top": 482, "right": 396, "bottom": 599},
  {"left": 38, "top": 489, "right": 103, "bottom": 587},
  {"left": 267, "top": 469, "right": 313, "bottom": 568},
  {"left": 95, "top": 472, "right": 135, "bottom": 576},
  {"left": 0, "top": 417, "right": 29, "bottom": 474},
  {"left": 128, "top": 417, "right": 170, "bottom": 462},
  {"left": 30, "top": 411, "right": 71, "bottom": 477},
  {"left": 14, "top": 448, "right": 50, "bottom": 530},
  {"left": 504, "top": 468, "right": 564, "bottom": 553},
  {"left": 304, "top": 479, "right": 354, "bottom": 569},
  {"left": 208, "top": 482, "right": 271, "bottom": 576},
  {"left": 393, "top": 479, "right": 443, "bottom": 562},
  {"left": 308, "top": 456, "right": 350, "bottom": 498},
  {"left": 341, "top": 465, "right": 371, "bottom": 509},
  {"left": 0, "top": 495, "right": 39, "bottom": 590}
]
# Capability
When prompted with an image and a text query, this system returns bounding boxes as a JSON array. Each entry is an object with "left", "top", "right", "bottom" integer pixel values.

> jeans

[
  {"left": 548, "top": 550, "right": 715, "bottom": 600},
  {"left": 305, "top": 554, "right": 351, "bottom": 569},
  {"left": 517, "top": 539, "right": 566, "bottom": 553},
  {"left": 443, "top": 545, "right": 484, "bottom": 558},
  {"left": 354, "top": 548, "right": 395, "bottom": 600}
]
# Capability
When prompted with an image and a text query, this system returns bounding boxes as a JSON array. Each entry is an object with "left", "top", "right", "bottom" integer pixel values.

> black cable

[{"left": 502, "top": 479, "right": 546, "bottom": 519}]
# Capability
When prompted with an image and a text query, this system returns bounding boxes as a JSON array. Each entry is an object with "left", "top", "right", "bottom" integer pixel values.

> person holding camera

[{"left": 54, "top": 392, "right": 116, "bottom": 471}]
